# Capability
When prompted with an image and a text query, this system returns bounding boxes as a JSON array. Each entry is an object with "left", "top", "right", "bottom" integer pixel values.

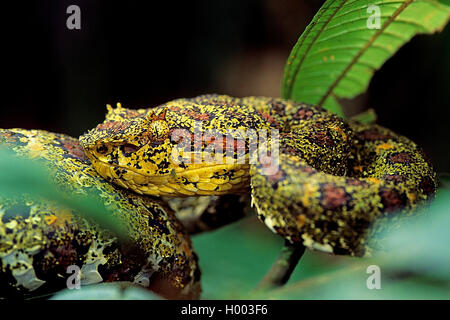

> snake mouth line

[
  {"left": 91, "top": 159, "right": 250, "bottom": 197},
  {"left": 94, "top": 159, "right": 249, "bottom": 178}
]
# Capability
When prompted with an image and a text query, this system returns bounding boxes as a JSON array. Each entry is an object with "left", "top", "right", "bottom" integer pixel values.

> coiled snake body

[
  {"left": 80, "top": 94, "right": 437, "bottom": 256},
  {"left": 0, "top": 94, "right": 438, "bottom": 299},
  {"left": 0, "top": 129, "right": 200, "bottom": 299}
]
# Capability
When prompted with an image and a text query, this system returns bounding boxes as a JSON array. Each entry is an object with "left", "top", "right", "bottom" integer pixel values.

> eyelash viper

[
  {"left": 79, "top": 94, "right": 437, "bottom": 257},
  {"left": 0, "top": 93, "right": 437, "bottom": 298}
]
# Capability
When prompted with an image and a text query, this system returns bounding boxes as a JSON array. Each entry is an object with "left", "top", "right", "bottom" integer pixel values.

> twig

[
  {"left": 256, "top": 240, "right": 306, "bottom": 291},
  {"left": 266, "top": 263, "right": 365, "bottom": 298}
]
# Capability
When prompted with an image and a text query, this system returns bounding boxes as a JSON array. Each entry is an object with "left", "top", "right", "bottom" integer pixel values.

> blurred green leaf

[
  {"left": 438, "top": 173, "right": 450, "bottom": 189},
  {"left": 193, "top": 216, "right": 347, "bottom": 299},
  {"left": 0, "top": 148, "right": 128, "bottom": 240},
  {"left": 50, "top": 282, "right": 162, "bottom": 300},
  {"left": 371, "top": 189, "right": 450, "bottom": 280},
  {"left": 194, "top": 188, "right": 450, "bottom": 299},
  {"left": 260, "top": 189, "right": 450, "bottom": 299},
  {"left": 282, "top": 0, "right": 450, "bottom": 115}
]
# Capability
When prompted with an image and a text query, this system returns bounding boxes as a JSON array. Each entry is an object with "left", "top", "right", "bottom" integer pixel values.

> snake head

[
  {"left": 79, "top": 104, "right": 181, "bottom": 195},
  {"left": 80, "top": 98, "right": 251, "bottom": 197}
]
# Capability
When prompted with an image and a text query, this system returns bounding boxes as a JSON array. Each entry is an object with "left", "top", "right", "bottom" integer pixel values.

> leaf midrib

[{"left": 318, "top": 0, "right": 414, "bottom": 105}]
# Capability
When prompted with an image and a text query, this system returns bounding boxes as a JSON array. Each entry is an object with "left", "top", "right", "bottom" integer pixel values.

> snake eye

[
  {"left": 97, "top": 144, "right": 109, "bottom": 154},
  {"left": 122, "top": 143, "right": 140, "bottom": 154},
  {"left": 148, "top": 120, "right": 170, "bottom": 142}
]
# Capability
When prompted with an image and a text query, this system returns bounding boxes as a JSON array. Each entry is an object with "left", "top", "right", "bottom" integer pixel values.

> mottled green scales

[
  {"left": 0, "top": 129, "right": 200, "bottom": 299},
  {"left": 80, "top": 94, "right": 437, "bottom": 256}
]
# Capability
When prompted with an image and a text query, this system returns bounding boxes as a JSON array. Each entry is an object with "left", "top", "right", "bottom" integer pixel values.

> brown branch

[{"left": 256, "top": 241, "right": 306, "bottom": 291}]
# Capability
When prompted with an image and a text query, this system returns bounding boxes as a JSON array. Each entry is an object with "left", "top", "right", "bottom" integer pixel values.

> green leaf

[
  {"left": 0, "top": 148, "right": 129, "bottom": 240},
  {"left": 282, "top": 0, "right": 450, "bottom": 115},
  {"left": 370, "top": 189, "right": 450, "bottom": 280},
  {"left": 438, "top": 173, "right": 450, "bottom": 189},
  {"left": 194, "top": 187, "right": 450, "bottom": 299},
  {"left": 193, "top": 216, "right": 350, "bottom": 299},
  {"left": 256, "top": 189, "right": 450, "bottom": 299},
  {"left": 50, "top": 282, "right": 162, "bottom": 300},
  {"left": 350, "top": 108, "right": 378, "bottom": 124}
]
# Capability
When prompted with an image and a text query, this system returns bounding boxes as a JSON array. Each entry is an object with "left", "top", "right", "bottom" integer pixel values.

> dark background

[{"left": 2, "top": 0, "right": 449, "bottom": 172}]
